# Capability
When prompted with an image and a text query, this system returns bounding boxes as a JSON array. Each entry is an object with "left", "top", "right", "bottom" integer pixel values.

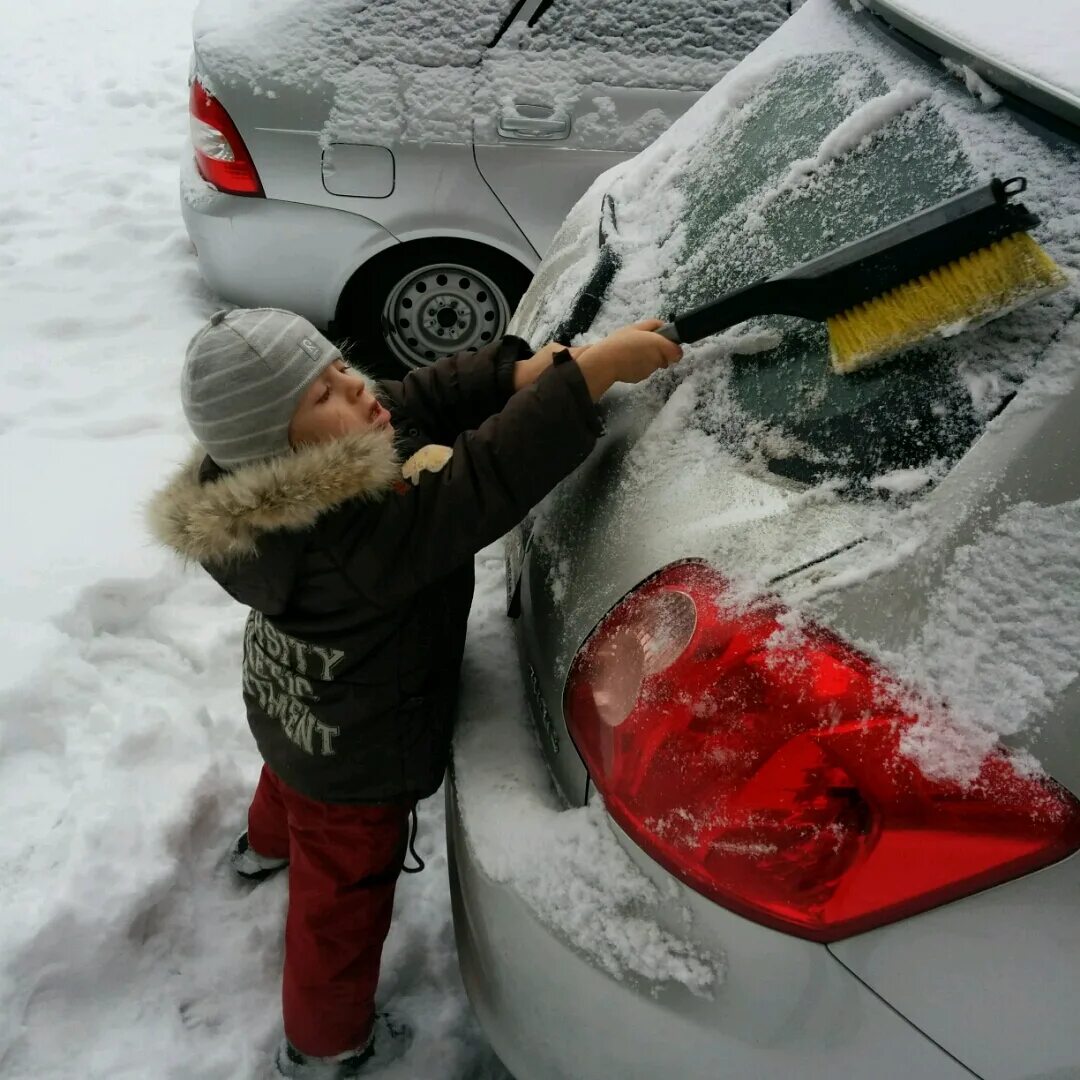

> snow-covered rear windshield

[
  {"left": 664, "top": 52, "right": 1075, "bottom": 484},
  {"left": 518, "top": 10, "right": 1080, "bottom": 491},
  {"left": 663, "top": 56, "right": 958, "bottom": 481}
]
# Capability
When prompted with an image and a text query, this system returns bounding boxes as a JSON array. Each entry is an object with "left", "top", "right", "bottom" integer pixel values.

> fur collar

[{"left": 146, "top": 431, "right": 400, "bottom": 564}]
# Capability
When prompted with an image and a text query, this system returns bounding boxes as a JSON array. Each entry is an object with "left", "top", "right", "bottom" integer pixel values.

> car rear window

[{"left": 660, "top": 52, "right": 1074, "bottom": 486}]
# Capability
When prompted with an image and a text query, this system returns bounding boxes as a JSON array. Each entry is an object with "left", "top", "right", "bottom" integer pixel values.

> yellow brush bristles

[{"left": 828, "top": 232, "right": 1068, "bottom": 374}]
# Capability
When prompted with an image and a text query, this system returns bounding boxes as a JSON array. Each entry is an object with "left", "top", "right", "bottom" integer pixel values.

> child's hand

[{"left": 576, "top": 319, "right": 683, "bottom": 400}]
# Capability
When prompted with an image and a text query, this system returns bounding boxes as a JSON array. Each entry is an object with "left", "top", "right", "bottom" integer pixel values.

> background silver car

[
  {"left": 181, "top": 0, "right": 789, "bottom": 371},
  {"left": 447, "top": 0, "right": 1080, "bottom": 1077}
]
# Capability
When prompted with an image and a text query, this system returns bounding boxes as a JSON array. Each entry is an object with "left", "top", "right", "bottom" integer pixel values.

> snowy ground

[{"left": 0, "top": 2, "right": 510, "bottom": 1077}]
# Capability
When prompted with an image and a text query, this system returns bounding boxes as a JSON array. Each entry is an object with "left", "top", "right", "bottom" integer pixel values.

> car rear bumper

[
  {"left": 179, "top": 156, "right": 396, "bottom": 327},
  {"left": 447, "top": 745, "right": 975, "bottom": 1080}
]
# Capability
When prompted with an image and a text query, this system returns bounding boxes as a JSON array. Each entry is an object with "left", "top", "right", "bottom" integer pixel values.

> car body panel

[
  {"left": 830, "top": 850, "right": 1080, "bottom": 1080},
  {"left": 447, "top": 781, "right": 976, "bottom": 1080},
  {"left": 321, "top": 143, "right": 395, "bottom": 199},
  {"left": 474, "top": 143, "right": 634, "bottom": 259},
  {"left": 800, "top": 321, "right": 1080, "bottom": 1077},
  {"left": 458, "top": 0, "right": 1080, "bottom": 1074},
  {"left": 474, "top": 86, "right": 700, "bottom": 255},
  {"left": 188, "top": 58, "right": 540, "bottom": 274},
  {"left": 180, "top": 157, "right": 397, "bottom": 326}
]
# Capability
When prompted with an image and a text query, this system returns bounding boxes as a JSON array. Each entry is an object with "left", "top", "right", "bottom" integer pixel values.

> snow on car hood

[
  {"left": 868, "top": 0, "right": 1080, "bottom": 121},
  {"left": 192, "top": 0, "right": 786, "bottom": 149}
]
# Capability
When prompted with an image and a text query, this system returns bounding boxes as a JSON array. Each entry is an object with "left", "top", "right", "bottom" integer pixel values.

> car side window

[{"left": 522, "top": 0, "right": 789, "bottom": 61}]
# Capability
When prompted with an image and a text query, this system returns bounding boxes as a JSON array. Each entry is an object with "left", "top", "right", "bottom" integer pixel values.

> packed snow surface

[{"left": 878, "top": 0, "right": 1080, "bottom": 110}]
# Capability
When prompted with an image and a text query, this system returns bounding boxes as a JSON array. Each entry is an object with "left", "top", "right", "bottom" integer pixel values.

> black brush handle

[
  {"left": 657, "top": 278, "right": 806, "bottom": 344},
  {"left": 658, "top": 177, "right": 1037, "bottom": 345}
]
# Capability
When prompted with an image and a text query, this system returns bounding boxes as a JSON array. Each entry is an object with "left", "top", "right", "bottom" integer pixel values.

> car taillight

[
  {"left": 564, "top": 561, "right": 1080, "bottom": 942},
  {"left": 189, "top": 80, "right": 264, "bottom": 197}
]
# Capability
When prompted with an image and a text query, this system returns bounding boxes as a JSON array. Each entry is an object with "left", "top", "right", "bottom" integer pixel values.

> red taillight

[
  {"left": 564, "top": 562, "right": 1080, "bottom": 941},
  {"left": 189, "top": 80, "right": 264, "bottom": 197}
]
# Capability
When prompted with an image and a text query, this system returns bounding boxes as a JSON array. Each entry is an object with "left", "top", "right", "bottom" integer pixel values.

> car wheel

[{"left": 335, "top": 242, "right": 533, "bottom": 376}]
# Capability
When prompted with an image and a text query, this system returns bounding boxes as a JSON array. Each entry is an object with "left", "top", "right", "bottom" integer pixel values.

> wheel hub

[
  {"left": 421, "top": 295, "right": 470, "bottom": 341},
  {"left": 382, "top": 262, "right": 510, "bottom": 370},
  {"left": 435, "top": 305, "right": 459, "bottom": 329}
]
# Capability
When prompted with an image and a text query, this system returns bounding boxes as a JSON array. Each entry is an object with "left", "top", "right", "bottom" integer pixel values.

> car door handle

[{"left": 497, "top": 107, "right": 571, "bottom": 140}]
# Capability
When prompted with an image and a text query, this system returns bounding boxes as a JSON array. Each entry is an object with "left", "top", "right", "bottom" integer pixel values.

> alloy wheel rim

[{"left": 381, "top": 262, "right": 510, "bottom": 369}]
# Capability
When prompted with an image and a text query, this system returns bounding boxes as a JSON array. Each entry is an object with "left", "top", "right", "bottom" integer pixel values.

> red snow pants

[{"left": 246, "top": 765, "right": 415, "bottom": 1057}]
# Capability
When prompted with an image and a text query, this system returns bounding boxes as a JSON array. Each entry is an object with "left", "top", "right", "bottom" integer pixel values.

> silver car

[
  {"left": 447, "top": 1, "right": 1080, "bottom": 1077},
  {"left": 180, "top": 0, "right": 789, "bottom": 372}
]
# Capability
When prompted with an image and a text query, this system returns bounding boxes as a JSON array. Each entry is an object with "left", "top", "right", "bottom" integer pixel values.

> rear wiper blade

[
  {"left": 598, "top": 192, "right": 618, "bottom": 245},
  {"left": 554, "top": 195, "right": 620, "bottom": 344}
]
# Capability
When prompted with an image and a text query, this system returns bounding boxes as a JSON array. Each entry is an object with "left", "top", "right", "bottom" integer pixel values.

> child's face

[{"left": 288, "top": 359, "right": 393, "bottom": 449}]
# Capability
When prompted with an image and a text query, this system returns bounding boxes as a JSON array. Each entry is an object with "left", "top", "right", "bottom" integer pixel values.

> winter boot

[
  {"left": 274, "top": 1014, "right": 413, "bottom": 1079},
  {"left": 229, "top": 830, "right": 289, "bottom": 883}
]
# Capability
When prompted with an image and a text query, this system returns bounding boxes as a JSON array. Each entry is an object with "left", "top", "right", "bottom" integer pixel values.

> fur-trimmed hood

[{"left": 146, "top": 430, "right": 401, "bottom": 565}]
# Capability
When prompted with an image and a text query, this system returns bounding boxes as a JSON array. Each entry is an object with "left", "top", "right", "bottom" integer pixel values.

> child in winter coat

[{"left": 148, "top": 307, "right": 681, "bottom": 1078}]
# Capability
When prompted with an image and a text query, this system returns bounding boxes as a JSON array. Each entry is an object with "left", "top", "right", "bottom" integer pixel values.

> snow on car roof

[
  {"left": 192, "top": 0, "right": 787, "bottom": 148},
  {"left": 867, "top": 0, "right": 1080, "bottom": 126}
]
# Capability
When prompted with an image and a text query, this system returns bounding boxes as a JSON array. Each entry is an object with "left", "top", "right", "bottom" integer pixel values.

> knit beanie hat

[{"left": 182, "top": 308, "right": 339, "bottom": 468}]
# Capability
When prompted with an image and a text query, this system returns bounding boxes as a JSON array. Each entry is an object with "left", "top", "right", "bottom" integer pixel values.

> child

[{"left": 148, "top": 307, "right": 681, "bottom": 1078}]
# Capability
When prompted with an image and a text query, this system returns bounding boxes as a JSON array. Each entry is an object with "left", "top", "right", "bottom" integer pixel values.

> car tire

[{"left": 334, "top": 241, "right": 533, "bottom": 377}]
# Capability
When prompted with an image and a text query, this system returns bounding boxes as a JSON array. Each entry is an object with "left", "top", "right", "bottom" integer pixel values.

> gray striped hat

[{"left": 181, "top": 308, "right": 340, "bottom": 468}]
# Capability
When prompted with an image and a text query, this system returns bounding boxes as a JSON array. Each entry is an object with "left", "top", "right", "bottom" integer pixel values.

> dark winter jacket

[{"left": 147, "top": 338, "right": 601, "bottom": 803}]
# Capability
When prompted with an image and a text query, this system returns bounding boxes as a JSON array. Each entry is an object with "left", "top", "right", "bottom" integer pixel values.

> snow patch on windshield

[
  {"left": 453, "top": 550, "right": 721, "bottom": 994},
  {"left": 869, "top": 466, "right": 935, "bottom": 494},
  {"left": 941, "top": 59, "right": 1003, "bottom": 109},
  {"left": 758, "top": 79, "right": 931, "bottom": 213}
]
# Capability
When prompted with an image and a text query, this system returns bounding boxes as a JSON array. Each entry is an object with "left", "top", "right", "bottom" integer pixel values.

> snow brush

[{"left": 657, "top": 177, "right": 1067, "bottom": 373}]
